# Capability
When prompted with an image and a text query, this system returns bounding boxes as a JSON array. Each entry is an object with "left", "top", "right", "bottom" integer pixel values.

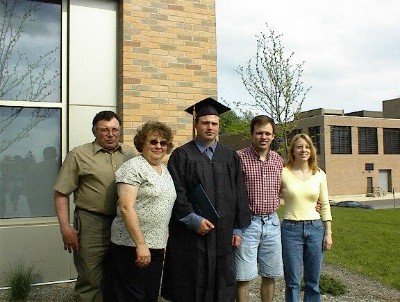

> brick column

[{"left": 119, "top": 0, "right": 217, "bottom": 149}]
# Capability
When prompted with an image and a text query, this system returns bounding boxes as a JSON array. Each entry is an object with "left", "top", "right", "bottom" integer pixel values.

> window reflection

[
  {"left": 0, "top": 0, "right": 61, "bottom": 102},
  {"left": 0, "top": 107, "right": 60, "bottom": 218}
]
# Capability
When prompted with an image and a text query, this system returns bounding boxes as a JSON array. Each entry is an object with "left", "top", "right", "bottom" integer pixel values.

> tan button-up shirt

[{"left": 54, "top": 142, "right": 135, "bottom": 215}]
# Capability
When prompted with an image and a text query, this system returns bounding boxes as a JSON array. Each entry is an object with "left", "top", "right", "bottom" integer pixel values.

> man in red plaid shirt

[{"left": 235, "top": 115, "right": 283, "bottom": 302}]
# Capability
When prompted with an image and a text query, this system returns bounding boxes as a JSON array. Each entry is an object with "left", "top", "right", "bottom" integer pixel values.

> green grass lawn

[
  {"left": 277, "top": 207, "right": 400, "bottom": 290},
  {"left": 325, "top": 207, "right": 400, "bottom": 290}
]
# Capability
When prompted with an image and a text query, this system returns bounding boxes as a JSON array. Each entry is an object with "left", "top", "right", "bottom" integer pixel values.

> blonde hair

[{"left": 286, "top": 133, "right": 319, "bottom": 174}]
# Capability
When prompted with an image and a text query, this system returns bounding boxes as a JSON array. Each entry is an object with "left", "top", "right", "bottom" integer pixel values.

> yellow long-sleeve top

[{"left": 281, "top": 167, "right": 332, "bottom": 221}]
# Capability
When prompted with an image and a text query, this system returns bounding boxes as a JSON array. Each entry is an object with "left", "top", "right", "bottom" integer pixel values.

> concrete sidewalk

[
  {"left": 280, "top": 193, "right": 400, "bottom": 209},
  {"left": 329, "top": 193, "right": 395, "bottom": 202}
]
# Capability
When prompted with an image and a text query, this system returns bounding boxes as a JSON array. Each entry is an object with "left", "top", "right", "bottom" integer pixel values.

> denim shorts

[{"left": 235, "top": 213, "right": 283, "bottom": 280}]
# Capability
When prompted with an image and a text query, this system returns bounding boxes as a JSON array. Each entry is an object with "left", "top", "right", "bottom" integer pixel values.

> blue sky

[{"left": 216, "top": 0, "right": 400, "bottom": 114}]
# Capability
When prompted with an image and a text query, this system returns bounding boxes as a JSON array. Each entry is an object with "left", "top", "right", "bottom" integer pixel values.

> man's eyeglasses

[
  {"left": 148, "top": 139, "right": 168, "bottom": 147},
  {"left": 96, "top": 128, "right": 120, "bottom": 135}
]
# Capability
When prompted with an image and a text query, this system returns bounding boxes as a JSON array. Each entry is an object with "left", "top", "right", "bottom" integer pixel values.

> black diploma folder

[{"left": 189, "top": 184, "right": 220, "bottom": 223}]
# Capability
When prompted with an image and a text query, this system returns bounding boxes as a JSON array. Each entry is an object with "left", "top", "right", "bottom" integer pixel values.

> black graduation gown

[{"left": 161, "top": 141, "right": 251, "bottom": 302}]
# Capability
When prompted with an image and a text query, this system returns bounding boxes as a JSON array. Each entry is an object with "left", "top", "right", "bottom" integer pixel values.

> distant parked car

[{"left": 333, "top": 201, "right": 374, "bottom": 209}]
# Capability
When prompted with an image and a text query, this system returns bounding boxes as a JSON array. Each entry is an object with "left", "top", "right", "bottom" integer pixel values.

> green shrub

[
  {"left": 319, "top": 273, "right": 347, "bottom": 296},
  {"left": 300, "top": 274, "right": 347, "bottom": 296},
  {"left": 6, "top": 262, "right": 37, "bottom": 301}
]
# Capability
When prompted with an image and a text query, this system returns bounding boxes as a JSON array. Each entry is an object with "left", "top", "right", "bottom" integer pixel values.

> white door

[{"left": 379, "top": 170, "right": 390, "bottom": 193}]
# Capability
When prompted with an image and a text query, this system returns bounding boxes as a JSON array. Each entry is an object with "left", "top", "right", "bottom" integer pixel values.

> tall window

[
  {"left": 0, "top": 0, "right": 61, "bottom": 219},
  {"left": 0, "top": 0, "right": 61, "bottom": 102},
  {"left": 358, "top": 127, "right": 378, "bottom": 154},
  {"left": 308, "top": 126, "right": 320, "bottom": 154},
  {"left": 331, "top": 126, "right": 352, "bottom": 154},
  {"left": 383, "top": 128, "right": 400, "bottom": 154}
]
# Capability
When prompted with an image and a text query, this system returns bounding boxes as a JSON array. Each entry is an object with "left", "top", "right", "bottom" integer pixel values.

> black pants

[{"left": 104, "top": 243, "right": 164, "bottom": 302}]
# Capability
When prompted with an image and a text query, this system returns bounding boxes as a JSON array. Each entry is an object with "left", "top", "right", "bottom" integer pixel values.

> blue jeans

[{"left": 281, "top": 219, "right": 324, "bottom": 302}]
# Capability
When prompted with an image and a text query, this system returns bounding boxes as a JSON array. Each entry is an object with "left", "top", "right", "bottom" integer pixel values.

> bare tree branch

[
  {"left": 0, "top": 0, "right": 60, "bottom": 154},
  {"left": 0, "top": 108, "right": 57, "bottom": 154},
  {"left": 235, "top": 24, "right": 311, "bottom": 156}
]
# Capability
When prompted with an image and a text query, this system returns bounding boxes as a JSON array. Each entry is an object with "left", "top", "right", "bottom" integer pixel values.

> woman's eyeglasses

[{"left": 148, "top": 139, "right": 168, "bottom": 147}]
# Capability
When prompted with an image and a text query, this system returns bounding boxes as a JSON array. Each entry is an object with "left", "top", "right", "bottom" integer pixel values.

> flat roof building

[
  {"left": 221, "top": 98, "right": 400, "bottom": 197},
  {"left": 289, "top": 98, "right": 400, "bottom": 197}
]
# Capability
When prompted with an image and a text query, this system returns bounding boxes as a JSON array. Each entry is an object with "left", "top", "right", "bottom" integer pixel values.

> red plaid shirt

[{"left": 237, "top": 146, "right": 283, "bottom": 215}]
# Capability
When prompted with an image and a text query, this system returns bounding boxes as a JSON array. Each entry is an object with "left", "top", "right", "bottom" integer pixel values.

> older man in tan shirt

[{"left": 54, "top": 111, "right": 135, "bottom": 302}]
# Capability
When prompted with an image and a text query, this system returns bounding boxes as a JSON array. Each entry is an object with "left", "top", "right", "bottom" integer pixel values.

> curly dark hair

[{"left": 134, "top": 121, "right": 174, "bottom": 153}]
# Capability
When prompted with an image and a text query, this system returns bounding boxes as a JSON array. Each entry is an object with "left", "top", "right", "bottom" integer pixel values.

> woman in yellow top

[{"left": 281, "top": 133, "right": 333, "bottom": 302}]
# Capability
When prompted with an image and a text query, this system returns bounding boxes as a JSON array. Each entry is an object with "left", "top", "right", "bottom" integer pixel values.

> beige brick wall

[{"left": 118, "top": 0, "right": 217, "bottom": 150}]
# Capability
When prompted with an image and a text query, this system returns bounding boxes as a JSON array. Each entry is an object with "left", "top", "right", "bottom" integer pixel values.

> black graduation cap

[{"left": 184, "top": 97, "right": 231, "bottom": 139}]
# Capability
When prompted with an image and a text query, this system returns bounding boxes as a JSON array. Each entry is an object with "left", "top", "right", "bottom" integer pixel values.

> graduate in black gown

[{"left": 161, "top": 98, "right": 251, "bottom": 302}]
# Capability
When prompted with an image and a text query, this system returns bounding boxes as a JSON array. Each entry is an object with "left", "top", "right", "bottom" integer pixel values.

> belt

[
  {"left": 75, "top": 207, "right": 115, "bottom": 219},
  {"left": 253, "top": 212, "right": 276, "bottom": 217},
  {"left": 252, "top": 212, "right": 277, "bottom": 220},
  {"left": 284, "top": 219, "right": 319, "bottom": 224}
]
